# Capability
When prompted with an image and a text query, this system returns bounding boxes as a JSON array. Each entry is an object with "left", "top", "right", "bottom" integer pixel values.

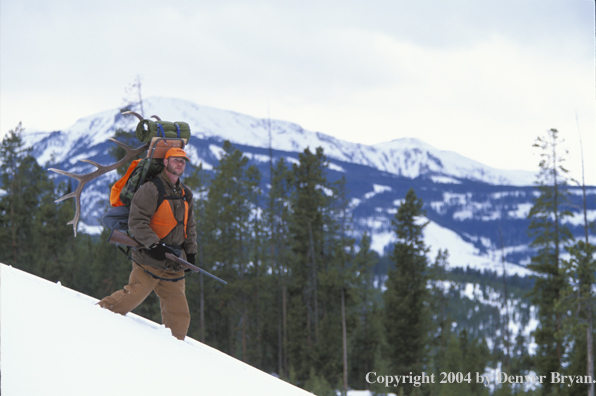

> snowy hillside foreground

[
  {"left": 1, "top": 264, "right": 314, "bottom": 396},
  {"left": 21, "top": 96, "right": 535, "bottom": 186}
]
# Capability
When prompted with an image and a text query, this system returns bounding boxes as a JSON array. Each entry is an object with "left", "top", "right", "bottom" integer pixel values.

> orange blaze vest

[{"left": 148, "top": 178, "right": 190, "bottom": 240}]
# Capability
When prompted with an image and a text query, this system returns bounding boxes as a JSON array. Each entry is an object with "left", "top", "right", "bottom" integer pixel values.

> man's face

[{"left": 165, "top": 157, "right": 186, "bottom": 177}]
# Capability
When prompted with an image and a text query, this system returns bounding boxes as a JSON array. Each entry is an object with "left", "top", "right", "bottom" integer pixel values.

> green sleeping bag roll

[{"left": 135, "top": 120, "right": 191, "bottom": 143}]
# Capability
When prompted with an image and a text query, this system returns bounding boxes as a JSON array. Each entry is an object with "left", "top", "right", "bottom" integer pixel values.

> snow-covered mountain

[
  {"left": 22, "top": 96, "right": 535, "bottom": 186},
  {"left": 17, "top": 97, "right": 596, "bottom": 274}
]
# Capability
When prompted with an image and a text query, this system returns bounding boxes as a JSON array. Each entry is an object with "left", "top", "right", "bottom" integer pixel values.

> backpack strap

[
  {"left": 150, "top": 176, "right": 167, "bottom": 211},
  {"left": 149, "top": 177, "right": 191, "bottom": 237},
  {"left": 149, "top": 177, "right": 190, "bottom": 211},
  {"left": 156, "top": 123, "right": 166, "bottom": 138}
]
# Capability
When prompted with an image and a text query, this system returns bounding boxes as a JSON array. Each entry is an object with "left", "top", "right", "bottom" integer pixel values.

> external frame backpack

[
  {"left": 101, "top": 112, "right": 191, "bottom": 232},
  {"left": 110, "top": 158, "right": 165, "bottom": 208}
]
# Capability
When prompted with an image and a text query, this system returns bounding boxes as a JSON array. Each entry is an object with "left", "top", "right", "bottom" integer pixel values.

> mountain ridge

[{"left": 21, "top": 96, "right": 535, "bottom": 186}]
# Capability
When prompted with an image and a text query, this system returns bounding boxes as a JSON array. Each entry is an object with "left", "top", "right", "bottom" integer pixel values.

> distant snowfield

[
  {"left": 369, "top": 218, "right": 533, "bottom": 277},
  {"left": 1, "top": 264, "right": 314, "bottom": 396}
]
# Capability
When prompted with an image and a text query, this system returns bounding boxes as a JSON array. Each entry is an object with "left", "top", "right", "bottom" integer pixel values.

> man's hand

[
  {"left": 187, "top": 253, "right": 196, "bottom": 265},
  {"left": 147, "top": 243, "right": 174, "bottom": 261}
]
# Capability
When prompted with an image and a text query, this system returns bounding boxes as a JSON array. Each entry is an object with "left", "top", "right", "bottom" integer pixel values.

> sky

[{"left": 1, "top": 0, "right": 595, "bottom": 184}]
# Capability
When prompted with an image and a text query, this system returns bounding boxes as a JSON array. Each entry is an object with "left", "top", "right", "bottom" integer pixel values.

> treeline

[{"left": 1, "top": 124, "right": 594, "bottom": 396}]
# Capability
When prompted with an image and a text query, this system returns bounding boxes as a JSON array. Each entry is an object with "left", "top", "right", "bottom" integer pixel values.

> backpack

[
  {"left": 102, "top": 175, "right": 191, "bottom": 233},
  {"left": 110, "top": 158, "right": 165, "bottom": 208},
  {"left": 102, "top": 158, "right": 192, "bottom": 233},
  {"left": 102, "top": 117, "right": 190, "bottom": 232},
  {"left": 102, "top": 158, "right": 164, "bottom": 232}
]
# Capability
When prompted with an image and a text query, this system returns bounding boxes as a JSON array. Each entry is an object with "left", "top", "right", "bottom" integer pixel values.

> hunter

[{"left": 98, "top": 147, "right": 197, "bottom": 340}]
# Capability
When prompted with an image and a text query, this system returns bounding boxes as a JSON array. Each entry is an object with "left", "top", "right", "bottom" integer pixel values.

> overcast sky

[{"left": 2, "top": 0, "right": 595, "bottom": 184}]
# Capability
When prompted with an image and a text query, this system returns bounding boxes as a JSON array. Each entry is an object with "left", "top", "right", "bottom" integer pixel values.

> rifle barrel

[
  {"left": 165, "top": 253, "right": 227, "bottom": 285},
  {"left": 108, "top": 230, "right": 226, "bottom": 285}
]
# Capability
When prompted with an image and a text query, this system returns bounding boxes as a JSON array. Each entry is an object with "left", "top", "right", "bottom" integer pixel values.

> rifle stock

[{"left": 107, "top": 229, "right": 227, "bottom": 285}]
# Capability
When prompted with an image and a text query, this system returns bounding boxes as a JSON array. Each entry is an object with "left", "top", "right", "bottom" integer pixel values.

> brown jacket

[{"left": 129, "top": 170, "right": 197, "bottom": 271}]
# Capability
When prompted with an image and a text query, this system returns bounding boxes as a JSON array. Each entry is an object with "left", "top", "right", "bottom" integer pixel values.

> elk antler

[
  {"left": 151, "top": 115, "right": 162, "bottom": 121},
  {"left": 122, "top": 110, "right": 144, "bottom": 121},
  {"left": 49, "top": 138, "right": 149, "bottom": 236}
]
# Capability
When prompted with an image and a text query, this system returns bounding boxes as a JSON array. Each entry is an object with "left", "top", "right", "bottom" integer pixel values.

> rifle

[{"left": 108, "top": 229, "right": 227, "bottom": 285}]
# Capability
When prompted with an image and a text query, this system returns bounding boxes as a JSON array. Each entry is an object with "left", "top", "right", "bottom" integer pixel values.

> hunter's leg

[
  {"left": 97, "top": 263, "right": 157, "bottom": 314},
  {"left": 154, "top": 273, "right": 190, "bottom": 340}
]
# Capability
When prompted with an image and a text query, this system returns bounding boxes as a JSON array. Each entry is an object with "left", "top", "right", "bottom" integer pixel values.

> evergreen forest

[{"left": 1, "top": 124, "right": 595, "bottom": 396}]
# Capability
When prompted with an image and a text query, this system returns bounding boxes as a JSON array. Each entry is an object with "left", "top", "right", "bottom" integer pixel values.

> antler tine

[
  {"left": 107, "top": 136, "right": 130, "bottom": 149},
  {"left": 122, "top": 111, "right": 144, "bottom": 121},
  {"left": 49, "top": 140, "right": 149, "bottom": 236},
  {"left": 151, "top": 115, "right": 162, "bottom": 121}
]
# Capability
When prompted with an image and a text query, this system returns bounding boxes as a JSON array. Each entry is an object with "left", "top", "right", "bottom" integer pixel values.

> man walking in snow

[{"left": 98, "top": 147, "right": 197, "bottom": 340}]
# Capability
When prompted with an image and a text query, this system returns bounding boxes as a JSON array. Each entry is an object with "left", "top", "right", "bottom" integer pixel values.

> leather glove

[
  {"left": 147, "top": 243, "right": 173, "bottom": 261},
  {"left": 186, "top": 253, "right": 196, "bottom": 265}
]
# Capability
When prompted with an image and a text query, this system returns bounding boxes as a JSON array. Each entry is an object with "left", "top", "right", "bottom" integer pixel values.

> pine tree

[
  {"left": 0, "top": 123, "right": 90, "bottom": 293},
  {"left": 0, "top": 124, "right": 58, "bottom": 273},
  {"left": 264, "top": 157, "right": 294, "bottom": 377},
  {"left": 349, "top": 232, "right": 383, "bottom": 390},
  {"left": 557, "top": 124, "right": 596, "bottom": 396},
  {"left": 327, "top": 175, "right": 355, "bottom": 395},
  {"left": 286, "top": 146, "right": 337, "bottom": 383},
  {"left": 560, "top": 241, "right": 596, "bottom": 396},
  {"left": 428, "top": 248, "right": 452, "bottom": 382},
  {"left": 184, "top": 163, "right": 210, "bottom": 343},
  {"left": 527, "top": 128, "right": 573, "bottom": 394},
  {"left": 202, "top": 140, "right": 261, "bottom": 360},
  {"left": 383, "top": 188, "right": 431, "bottom": 395},
  {"left": 0, "top": 123, "right": 32, "bottom": 268}
]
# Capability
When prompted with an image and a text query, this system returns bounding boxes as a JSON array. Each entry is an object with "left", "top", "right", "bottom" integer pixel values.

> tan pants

[{"left": 98, "top": 263, "right": 190, "bottom": 340}]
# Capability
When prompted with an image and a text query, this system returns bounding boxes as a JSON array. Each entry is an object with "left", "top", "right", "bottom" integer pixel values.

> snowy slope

[
  {"left": 366, "top": 216, "right": 533, "bottom": 277},
  {"left": 21, "top": 96, "right": 535, "bottom": 186},
  {"left": 1, "top": 264, "right": 313, "bottom": 396}
]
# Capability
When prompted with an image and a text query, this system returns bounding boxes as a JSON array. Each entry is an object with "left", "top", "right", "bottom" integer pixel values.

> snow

[
  {"left": 364, "top": 184, "right": 392, "bottom": 199},
  {"left": 508, "top": 203, "right": 533, "bottom": 219},
  {"left": 77, "top": 221, "right": 103, "bottom": 235},
  {"left": 327, "top": 162, "right": 346, "bottom": 172},
  {"left": 1, "top": 263, "right": 313, "bottom": 396},
  {"left": 433, "top": 280, "right": 539, "bottom": 365},
  {"left": 244, "top": 153, "right": 273, "bottom": 163},
  {"left": 430, "top": 175, "right": 461, "bottom": 184},
  {"left": 424, "top": 220, "right": 533, "bottom": 277},
  {"left": 564, "top": 209, "right": 596, "bottom": 226},
  {"left": 209, "top": 144, "right": 226, "bottom": 160},
  {"left": 370, "top": 230, "right": 394, "bottom": 253},
  {"left": 366, "top": 216, "right": 533, "bottom": 277},
  {"left": 22, "top": 96, "right": 536, "bottom": 186}
]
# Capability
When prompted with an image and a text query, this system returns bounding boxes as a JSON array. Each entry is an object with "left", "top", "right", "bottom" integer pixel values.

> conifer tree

[
  {"left": 527, "top": 128, "right": 573, "bottom": 394},
  {"left": 0, "top": 123, "right": 88, "bottom": 291},
  {"left": 559, "top": 230, "right": 596, "bottom": 396},
  {"left": 286, "top": 146, "right": 332, "bottom": 382},
  {"left": 557, "top": 123, "right": 596, "bottom": 396},
  {"left": 184, "top": 163, "right": 210, "bottom": 343},
  {"left": 202, "top": 140, "right": 261, "bottom": 360},
  {"left": 349, "top": 232, "right": 383, "bottom": 390},
  {"left": 383, "top": 188, "right": 430, "bottom": 395},
  {"left": 265, "top": 157, "right": 294, "bottom": 377},
  {"left": 0, "top": 123, "right": 31, "bottom": 268},
  {"left": 428, "top": 248, "right": 452, "bottom": 379}
]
